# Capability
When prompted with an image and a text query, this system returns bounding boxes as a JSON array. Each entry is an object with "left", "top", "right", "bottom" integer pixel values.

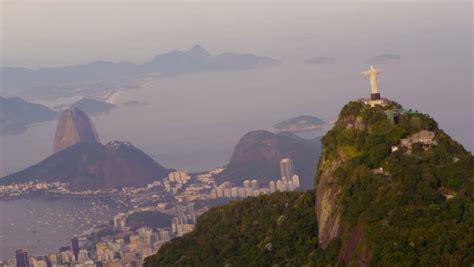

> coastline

[
  {"left": 103, "top": 90, "right": 122, "bottom": 104},
  {"left": 103, "top": 78, "right": 157, "bottom": 105}
]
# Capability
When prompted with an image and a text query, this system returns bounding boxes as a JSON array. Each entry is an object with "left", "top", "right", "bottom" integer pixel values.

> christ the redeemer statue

[{"left": 360, "top": 65, "right": 382, "bottom": 100}]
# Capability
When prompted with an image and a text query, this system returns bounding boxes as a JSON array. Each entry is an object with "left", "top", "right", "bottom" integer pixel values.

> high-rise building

[
  {"left": 168, "top": 171, "right": 190, "bottom": 183},
  {"left": 245, "top": 187, "right": 254, "bottom": 197},
  {"left": 159, "top": 229, "right": 171, "bottom": 241},
  {"left": 33, "top": 259, "right": 47, "bottom": 267},
  {"left": 230, "top": 187, "right": 239, "bottom": 198},
  {"left": 47, "top": 254, "right": 59, "bottom": 266},
  {"left": 250, "top": 180, "right": 259, "bottom": 190},
  {"left": 113, "top": 213, "right": 126, "bottom": 229},
  {"left": 210, "top": 189, "right": 217, "bottom": 199},
  {"left": 276, "top": 180, "right": 284, "bottom": 192},
  {"left": 27, "top": 257, "right": 34, "bottom": 267},
  {"left": 150, "top": 233, "right": 160, "bottom": 244},
  {"left": 15, "top": 249, "right": 29, "bottom": 267},
  {"left": 280, "top": 158, "right": 295, "bottom": 180},
  {"left": 288, "top": 181, "right": 295, "bottom": 191},
  {"left": 216, "top": 187, "right": 224, "bottom": 198},
  {"left": 60, "top": 251, "right": 75, "bottom": 264},
  {"left": 174, "top": 202, "right": 196, "bottom": 224},
  {"left": 269, "top": 181, "right": 276, "bottom": 193},
  {"left": 71, "top": 237, "right": 80, "bottom": 261},
  {"left": 291, "top": 174, "right": 300, "bottom": 189},
  {"left": 77, "top": 250, "right": 89, "bottom": 263},
  {"left": 220, "top": 182, "right": 231, "bottom": 189},
  {"left": 224, "top": 188, "right": 232, "bottom": 198},
  {"left": 238, "top": 188, "right": 246, "bottom": 198},
  {"left": 243, "top": 180, "right": 251, "bottom": 188}
]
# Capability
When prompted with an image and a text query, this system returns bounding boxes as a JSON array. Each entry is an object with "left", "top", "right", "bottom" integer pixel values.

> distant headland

[{"left": 271, "top": 115, "right": 325, "bottom": 133}]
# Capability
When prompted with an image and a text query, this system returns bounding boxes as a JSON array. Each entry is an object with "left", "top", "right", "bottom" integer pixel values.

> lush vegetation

[
  {"left": 320, "top": 101, "right": 474, "bottom": 265},
  {"left": 146, "top": 100, "right": 473, "bottom": 266},
  {"left": 144, "top": 192, "right": 341, "bottom": 266}
]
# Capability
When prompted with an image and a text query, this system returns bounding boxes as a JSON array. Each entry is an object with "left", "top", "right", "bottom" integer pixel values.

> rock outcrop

[
  {"left": 337, "top": 226, "right": 370, "bottom": 266},
  {"left": 216, "top": 130, "right": 321, "bottom": 189},
  {"left": 315, "top": 159, "right": 343, "bottom": 249},
  {"left": 315, "top": 112, "right": 367, "bottom": 248},
  {"left": 53, "top": 107, "right": 100, "bottom": 153},
  {"left": 0, "top": 141, "right": 169, "bottom": 190}
]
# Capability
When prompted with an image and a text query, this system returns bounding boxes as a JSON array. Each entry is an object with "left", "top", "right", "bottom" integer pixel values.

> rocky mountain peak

[
  {"left": 53, "top": 107, "right": 100, "bottom": 153},
  {"left": 216, "top": 130, "right": 321, "bottom": 189},
  {"left": 188, "top": 44, "right": 211, "bottom": 57}
]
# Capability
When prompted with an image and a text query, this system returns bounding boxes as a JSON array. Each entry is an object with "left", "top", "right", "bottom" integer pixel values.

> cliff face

[
  {"left": 216, "top": 130, "right": 321, "bottom": 189},
  {"left": 53, "top": 107, "right": 100, "bottom": 153},
  {"left": 315, "top": 113, "right": 365, "bottom": 249},
  {"left": 315, "top": 159, "right": 343, "bottom": 249},
  {"left": 0, "top": 141, "right": 169, "bottom": 190}
]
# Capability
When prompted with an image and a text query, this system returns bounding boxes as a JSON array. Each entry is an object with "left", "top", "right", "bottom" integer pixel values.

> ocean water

[{"left": 0, "top": 197, "right": 125, "bottom": 260}]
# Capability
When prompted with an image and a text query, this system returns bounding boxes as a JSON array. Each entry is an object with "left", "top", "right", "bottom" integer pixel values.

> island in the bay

[{"left": 271, "top": 115, "right": 325, "bottom": 133}]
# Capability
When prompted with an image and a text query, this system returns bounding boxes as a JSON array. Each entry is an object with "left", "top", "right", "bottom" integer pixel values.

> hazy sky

[
  {"left": 0, "top": 0, "right": 472, "bottom": 159},
  {"left": 2, "top": 0, "right": 472, "bottom": 68}
]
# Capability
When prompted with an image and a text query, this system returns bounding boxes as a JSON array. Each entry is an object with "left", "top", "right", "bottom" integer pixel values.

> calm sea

[{"left": 0, "top": 197, "right": 125, "bottom": 260}]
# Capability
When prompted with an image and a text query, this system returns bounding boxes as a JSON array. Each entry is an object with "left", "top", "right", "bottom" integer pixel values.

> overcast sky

[{"left": 2, "top": 0, "right": 472, "bottom": 68}]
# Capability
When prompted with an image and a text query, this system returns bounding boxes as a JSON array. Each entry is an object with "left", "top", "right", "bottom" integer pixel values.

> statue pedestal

[
  {"left": 360, "top": 97, "right": 388, "bottom": 107},
  {"left": 371, "top": 93, "right": 381, "bottom": 100}
]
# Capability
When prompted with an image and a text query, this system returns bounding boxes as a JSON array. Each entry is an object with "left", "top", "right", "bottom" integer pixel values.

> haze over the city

[
  {"left": 2, "top": 1, "right": 472, "bottom": 169},
  {"left": 1, "top": 0, "right": 473, "bottom": 264}
]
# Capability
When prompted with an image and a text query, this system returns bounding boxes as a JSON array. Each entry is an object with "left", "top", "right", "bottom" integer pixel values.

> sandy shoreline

[
  {"left": 104, "top": 90, "right": 122, "bottom": 104},
  {"left": 103, "top": 78, "right": 156, "bottom": 104}
]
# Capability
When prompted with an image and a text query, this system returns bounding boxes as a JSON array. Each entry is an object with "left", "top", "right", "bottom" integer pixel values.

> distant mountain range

[
  {"left": 140, "top": 45, "right": 279, "bottom": 74},
  {"left": 1, "top": 45, "right": 280, "bottom": 94},
  {"left": 0, "top": 96, "right": 58, "bottom": 134},
  {"left": 216, "top": 130, "right": 321, "bottom": 189}
]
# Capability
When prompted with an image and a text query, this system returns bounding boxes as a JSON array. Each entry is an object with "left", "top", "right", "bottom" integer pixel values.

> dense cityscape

[{"left": 0, "top": 158, "right": 300, "bottom": 267}]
